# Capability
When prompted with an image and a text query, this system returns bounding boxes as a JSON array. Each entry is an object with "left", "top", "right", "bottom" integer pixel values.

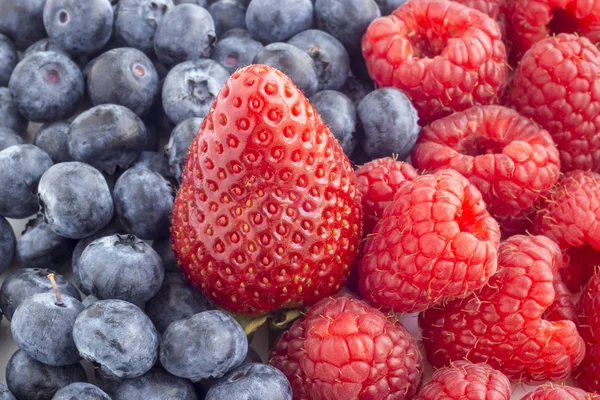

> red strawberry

[
  {"left": 359, "top": 169, "right": 501, "bottom": 313},
  {"left": 420, "top": 235, "right": 585, "bottom": 383},
  {"left": 269, "top": 294, "right": 424, "bottom": 400},
  {"left": 170, "top": 65, "right": 362, "bottom": 316},
  {"left": 414, "top": 361, "right": 511, "bottom": 400}
]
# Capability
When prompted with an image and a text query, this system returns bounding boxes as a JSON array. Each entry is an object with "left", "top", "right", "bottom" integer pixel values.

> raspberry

[
  {"left": 451, "top": 0, "right": 508, "bottom": 37},
  {"left": 413, "top": 105, "right": 560, "bottom": 235},
  {"left": 507, "top": 0, "right": 600, "bottom": 61},
  {"left": 355, "top": 157, "right": 418, "bottom": 235},
  {"left": 420, "top": 235, "right": 586, "bottom": 383},
  {"left": 508, "top": 34, "right": 600, "bottom": 172},
  {"left": 359, "top": 169, "right": 501, "bottom": 313},
  {"left": 362, "top": 0, "right": 508, "bottom": 124},
  {"left": 521, "top": 385, "right": 600, "bottom": 400},
  {"left": 544, "top": 274, "right": 578, "bottom": 324},
  {"left": 268, "top": 294, "right": 423, "bottom": 400},
  {"left": 574, "top": 273, "right": 600, "bottom": 393},
  {"left": 414, "top": 361, "right": 511, "bottom": 400},
  {"left": 534, "top": 170, "right": 600, "bottom": 292}
]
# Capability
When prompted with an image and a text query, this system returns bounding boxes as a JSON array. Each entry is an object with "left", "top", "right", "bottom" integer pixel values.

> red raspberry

[
  {"left": 412, "top": 105, "right": 560, "bottom": 235},
  {"left": 521, "top": 385, "right": 600, "bottom": 400},
  {"left": 268, "top": 294, "right": 423, "bottom": 400},
  {"left": 507, "top": 0, "right": 600, "bottom": 61},
  {"left": 362, "top": 0, "right": 508, "bottom": 124},
  {"left": 414, "top": 361, "right": 511, "bottom": 400},
  {"left": 359, "top": 169, "right": 501, "bottom": 313},
  {"left": 420, "top": 235, "right": 586, "bottom": 383},
  {"left": 451, "top": 0, "right": 508, "bottom": 38},
  {"left": 534, "top": 170, "right": 600, "bottom": 292},
  {"left": 508, "top": 34, "right": 600, "bottom": 172},
  {"left": 574, "top": 273, "right": 600, "bottom": 393},
  {"left": 171, "top": 65, "right": 362, "bottom": 315},
  {"left": 355, "top": 157, "right": 418, "bottom": 235},
  {"left": 544, "top": 274, "right": 578, "bottom": 324}
]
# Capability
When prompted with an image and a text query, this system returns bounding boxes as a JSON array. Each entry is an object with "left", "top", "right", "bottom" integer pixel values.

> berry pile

[{"left": 0, "top": 0, "right": 599, "bottom": 399}]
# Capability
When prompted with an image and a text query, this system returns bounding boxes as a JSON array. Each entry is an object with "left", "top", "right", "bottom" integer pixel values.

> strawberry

[{"left": 170, "top": 65, "right": 362, "bottom": 316}]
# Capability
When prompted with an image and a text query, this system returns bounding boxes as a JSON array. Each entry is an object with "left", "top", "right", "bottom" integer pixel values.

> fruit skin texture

[
  {"left": 521, "top": 385, "right": 600, "bottom": 400},
  {"left": 574, "top": 273, "right": 600, "bottom": 393},
  {"left": 533, "top": 170, "right": 600, "bottom": 292},
  {"left": 420, "top": 235, "right": 586, "bottom": 383},
  {"left": 507, "top": 0, "right": 600, "bottom": 60},
  {"left": 359, "top": 169, "right": 500, "bottom": 313},
  {"left": 414, "top": 361, "right": 511, "bottom": 400},
  {"left": 362, "top": 0, "right": 508, "bottom": 124},
  {"left": 508, "top": 34, "right": 600, "bottom": 172},
  {"left": 412, "top": 105, "right": 560, "bottom": 235},
  {"left": 269, "top": 294, "right": 423, "bottom": 400},
  {"left": 171, "top": 64, "right": 362, "bottom": 316},
  {"left": 355, "top": 157, "right": 418, "bottom": 235}
]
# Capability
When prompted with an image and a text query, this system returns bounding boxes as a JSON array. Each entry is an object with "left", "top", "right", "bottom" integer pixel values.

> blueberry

[
  {"left": 87, "top": 48, "right": 160, "bottom": 116},
  {"left": 206, "top": 363, "right": 292, "bottom": 400},
  {"left": 246, "top": 0, "right": 313, "bottom": 44},
  {"left": 113, "top": 167, "right": 174, "bottom": 239},
  {"left": 154, "top": 4, "right": 216, "bottom": 67},
  {"left": 78, "top": 234, "right": 165, "bottom": 305},
  {"left": 0, "top": 88, "right": 28, "bottom": 135},
  {"left": 11, "top": 287, "right": 85, "bottom": 366},
  {"left": 143, "top": 122, "right": 161, "bottom": 152},
  {"left": 43, "top": 0, "right": 114, "bottom": 56},
  {"left": 38, "top": 162, "right": 114, "bottom": 239},
  {"left": 6, "top": 350, "right": 87, "bottom": 400},
  {"left": 160, "top": 310, "right": 248, "bottom": 381},
  {"left": 310, "top": 90, "right": 356, "bottom": 155},
  {"left": 68, "top": 104, "right": 148, "bottom": 173},
  {"left": 288, "top": 29, "right": 350, "bottom": 91},
  {"left": 132, "top": 151, "right": 170, "bottom": 178},
  {"left": 340, "top": 74, "right": 373, "bottom": 106},
  {"left": 145, "top": 272, "right": 211, "bottom": 333},
  {"left": 174, "top": 0, "right": 206, "bottom": 5},
  {"left": 0, "top": 144, "right": 53, "bottom": 219},
  {"left": 162, "top": 59, "right": 229, "bottom": 124},
  {"left": 0, "top": 0, "right": 47, "bottom": 49},
  {"left": 165, "top": 117, "right": 201, "bottom": 182},
  {"left": 24, "top": 38, "right": 71, "bottom": 59},
  {"left": 16, "top": 214, "right": 77, "bottom": 269},
  {"left": 114, "top": 0, "right": 174, "bottom": 55},
  {"left": 357, "top": 87, "right": 419, "bottom": 160},
  {"left": 221, "top": 28, "right": 252, "bottom": 39},
  {"left": 52, "top": 383, "right": 111, "bottom": 400},
  {"left": 73, "top": 299, "right": 160, "bottom": 378},
  {"left": 208, "top": 0, "right": 247, "bottom": 38},
  {"left": 375, "top": 0, "right": 407, "bottom": 15},
  {"left": 315, "top": 0, "right": 380, "bottom": 55},
  {"left": 112, "top": 369, "right": 198, "bottom": 400},
  {"left": 0, "top": 34, "right": 18, "bottom": 86},
  {"left": 151, "top": 236, "right": 178, "bottom": 272},
  {"left": 9, "top": 51, "right": 84, "bottom": 122},
  {"left": 0, "top": 268, "right": 81, "bottom": 321},
  {"left": 0, "top": 128, "right": 24, "bottom": 151},
  {"left": 94, "top": 369, "right": 123, "bottom": 397},
  {"left": 144, "top": 88, "right": 176, "bottom": 135},
  {"left": 33, "top": 121, "right": 72, "bottom": 163},
  {"left": 0, "top": 217, "right": 16, "bottom": 274},
  {"left": 253, "top": 43, "right": 318, "bottom": 97},
  {"left": 212, "top": 35, "right": 263, "bottom": 74},
  {"left": 0, "top": 384, "right": 15, "bottom": 400},
  {"left": 72, "top": 225, "right": 122, "bottom": 294}
]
